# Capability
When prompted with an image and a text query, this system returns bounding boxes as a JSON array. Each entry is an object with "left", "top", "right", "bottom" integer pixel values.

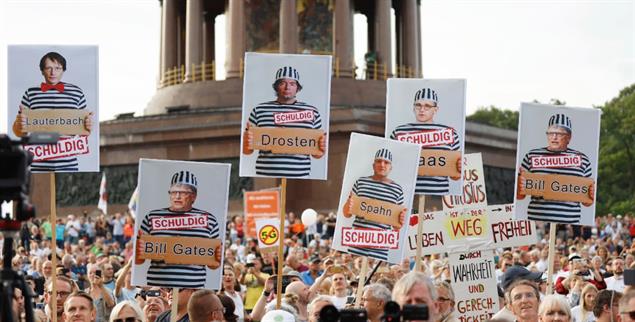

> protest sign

[
  {"left": 443, "top": 153, "right": 488, "bottom": 210},
  {"left": 244, "top": 190, "right": 280, "bottom": 238},
  {"left": 132, "top": 159, "right": 230, "bottom": 290},
  {"left": 7, "top": 45, "right": 100, "bottom": 172},
  {"left": 449, "top": 250, "right": 499, "bottom": 322},
  {"left": 385, "top": 79, "right": 466, "bottom": 195},
  {"left": 514, "top": 103, "right": 600, "bottom": 225},
  {"left": 240, "top": 52, "right": 332, "bottom": 180},
  {"left": 256, "top": 218, "right": 280, "bottom": 253},
  {"left": 332, "top": 133, "right": 420, "bottom": 264},
  {"left": 489, "top": 204, "right": 537, "bottom": 249}
]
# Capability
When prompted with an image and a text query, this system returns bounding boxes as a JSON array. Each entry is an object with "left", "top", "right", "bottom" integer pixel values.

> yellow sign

[{"left": 259, "top": 224, "right": 279, "bottom": 246}]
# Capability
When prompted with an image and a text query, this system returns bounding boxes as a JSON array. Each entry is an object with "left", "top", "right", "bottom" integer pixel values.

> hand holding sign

[
  {"left": 243, "top": 123, "right": 254, "bottom": 155},
  {"left": 343, "top": 193, "right": 354, "bottom": 218},
  {"left": 311, "top": 133, "right": 327, "bottom": 159},
  {"left": 135, "top": 231, "right": 145, "bottom": 265},
  {"left": 517, "top": 169, "right": 527, "bottom": 199},
  {"left": 582, "top": 182, "right": 595, "bottom": 207},
  {"left": 84, "top": 112, "right": 94, "bottom": 133},
  {"left": 450, "top": 157, "right": 462, "bottom": 180},
  {"left": 12, "top": 105, "right": 27, "bottom": 137}
]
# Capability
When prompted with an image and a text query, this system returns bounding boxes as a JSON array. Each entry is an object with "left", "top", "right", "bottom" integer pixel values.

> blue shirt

[{"left": 300, "top": 270, "right": 323, "bottom": 286}]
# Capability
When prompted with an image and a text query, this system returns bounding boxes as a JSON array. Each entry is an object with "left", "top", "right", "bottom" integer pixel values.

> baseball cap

[
  {"left": 261, "top": 310, "right": 295, "bottom": 322},
  {"left": 568, "top": 254, "right": 582, "bottom": 262},
  {"left": 501, "top": 265, "right": 543, "bottom": 290}
]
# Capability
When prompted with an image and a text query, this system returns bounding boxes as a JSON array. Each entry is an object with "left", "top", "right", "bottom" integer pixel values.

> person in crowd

[
  {"left": 63, "top": 291, "right": 97, "bottom": 322},
  {"left": 155, "top": 288, "right": 195, "bottom": 322},
  {"left": 392, "top": 271, "right": 440, "bottom": 322},
  {"left": 435, "top": 280, "right": 459, "bottom": 322},
  {"left": 362, "top": 283, "right": 392, "bottom": 322},
  {"left": 114, "top": 260, "right": 139, "bottom": 302},
  {"left": 618, "top": 290, "right": 635, "bottom": 322},
  {"left": 241, "top": 255, "right": 270, "bottom": 313},
  {"left": 538, "top": 294, "right": 572, "bottom": 322},
  {"left": 42, "top": 275, "right": 77, "bottom": 322},
  {"left": 143, "top": 294, "right": 168, "bottom": 322},
  {"left": 300, "top": 257, "right": 323, "bottom": 286},
  {"left": 508, "top": 280, "right": 541, "bottom": 322},
  {"left": 86, "top": 264, "right": 116, "bottom": 322},
  {"left": 220, "top": 266, "right": 244, "bottom": 321},
  {"left": 109, "top": 301, "right": 145, "bottom": 322},
  {"left": 571, "top": 284, "right": 599, "bottom": 322},
  {"left": 187, "top": 289, "right": 225, "bottom": 322},
  {"left": 605, "top": 257, "right": 626, "bottom": 292},
  {"left": 218, "top": 294, "right": 239, "bottom": 322},
  {"left": 593, "top": 290, "right": 622, "bottom": 322}
]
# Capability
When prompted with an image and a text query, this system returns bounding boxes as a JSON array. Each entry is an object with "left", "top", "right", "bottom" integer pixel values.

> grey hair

[
  {"left": 307, "top": 295, "right": 334, "bottom": 316},
  {"left": 393, "top": 271, "right": 437, "bottom": 301},
  {"left": 265, "top": 300, "right": 299, "bottom": 320},
  {"left": 434, "top": 280, "right": 455, "bottom": 302},
  {"left": 364, "top": 283, "right": 392, "bottom": 303},
  {"left": 538, "top": 294, "right": 571, "bottom": 319},
  {"left": 109, "top": 300, "right": 145, "bottom": 322}
]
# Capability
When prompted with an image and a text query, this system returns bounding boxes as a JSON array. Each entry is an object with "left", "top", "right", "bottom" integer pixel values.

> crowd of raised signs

[{"left": 5, "top": 210, "right": 635, "bottom": 322}]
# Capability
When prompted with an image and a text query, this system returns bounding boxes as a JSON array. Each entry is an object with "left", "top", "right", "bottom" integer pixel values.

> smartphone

[
  {"left": 35, "top": 303, "right": 45, "bottom": 310},
  {"left": 329, "top": 265, "right": 345, "bottom": 274},
  {"left": 346, "top": 296, "right": 355, "bottom": 304},
  {"left": 245, "top": 263, "right": 255, "bottom": 268},
  {"left": 95, "top": 269, "right": 102, "bottom": 278}
]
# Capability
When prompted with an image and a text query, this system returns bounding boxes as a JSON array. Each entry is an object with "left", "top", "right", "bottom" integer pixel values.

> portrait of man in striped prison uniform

[
  {"left": 242, "top": 66, "right": 326, "bottom": 178},
  {"left": 12, "top": 51, "right": 93, "bottom": 172},
  {"left": 342, "top": 148, "right": 406, "bottom": 261},
  {"left": 517, "top": 114, "right": 594, "bottom": 223},
  {"left": 389, "top": 88, "right": 461, "bottom": 194},
  {"left": 136, "top": 171, "right": 221, "bottom": 288}
]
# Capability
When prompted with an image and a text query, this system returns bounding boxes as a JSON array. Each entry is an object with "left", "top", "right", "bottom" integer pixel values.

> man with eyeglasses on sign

[
  {"left": 136, "top": 170, "right": 221, "bottom": 289},
  {"left": 187, "top": 289, "right": 225, "bottom": 322},
  {"left": 389, "top": 88, "right": 462, "bottom": 194},
  {"left": 517, "top": 113, "right": 594, "bottom": 224}
]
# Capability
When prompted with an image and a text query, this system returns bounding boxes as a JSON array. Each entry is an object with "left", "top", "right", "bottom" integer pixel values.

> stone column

[
  {"left": 225, "top": 0, "right": 245, "bottom": 79},
  {"left": 160, "top": 0, "right": 177, "bottom": 85},
  {"left": 333, "top": 0, "right": 354, "bottom": 77},
  {"left": 280, "top": 0, "right": 298, "bottom": 53},
  {"left": 184, "top": 0, "right": 203, "bottom": 82},
  {"left": 402, "top": 0, "right": 419, "bottom": 76},
  {"left": 203, "top": 12, "right": 215, "bottom": 64},
  {"left": 374, "top": 0, "right": 392, "bottom": 76}
]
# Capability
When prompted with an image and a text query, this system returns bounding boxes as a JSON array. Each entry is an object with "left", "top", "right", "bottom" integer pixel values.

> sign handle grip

[
  {"left": 546, "top": 223, "right": 557, "bottom": 295},
  {"left": 415, "top": 195, "right": 426, "bottom": 272}
]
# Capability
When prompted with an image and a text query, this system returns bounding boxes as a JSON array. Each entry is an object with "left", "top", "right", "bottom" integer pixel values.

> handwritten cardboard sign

[
  {"left": 522, "top": 172, "right": 594, "bottom": 204},
  {"left": 251, "top": 127, "right": 323, "bottom": 155},
  {"left": 418, "top": 150, "right": 462, "bottom": 177},
  {"left": 350, "top": 195, "right": 405, "bottom": 229},
  {"left": 138, "top": 235, "right": 221, "bottom": 267},
  {"left": 489, "top": 204, "right": 537, "bottom": 249},
  {"left": 443, "top": 153, "right": 487, "bottom": 210},
  {"left": 24, "top": 136, "right": 89, "bottom": 161},
  {"left": 22, "top": 108, "right": 90, "bottom": 135},
  {"left": 450, "top": 250, "right": 499, "bottom": 322}
]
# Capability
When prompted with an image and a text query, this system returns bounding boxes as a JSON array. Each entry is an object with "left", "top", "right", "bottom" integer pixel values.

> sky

[{"left": 1, "top": 0, "right": 633, "bottom": 125}]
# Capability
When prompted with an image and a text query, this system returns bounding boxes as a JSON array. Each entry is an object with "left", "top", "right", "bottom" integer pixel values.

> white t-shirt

[
  {"left": 328, "top": 295, "right": 348, "bottom": 310},
  {"left": 224, "top": 291, "right": 245, "bottom": 320},
  {"left": 605, "top": 275, "right": 625, "bottom": 292}
]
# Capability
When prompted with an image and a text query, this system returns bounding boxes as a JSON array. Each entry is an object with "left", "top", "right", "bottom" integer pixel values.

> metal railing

[{"left": 159, "top": 57, "right": 418, "bottom": 88}]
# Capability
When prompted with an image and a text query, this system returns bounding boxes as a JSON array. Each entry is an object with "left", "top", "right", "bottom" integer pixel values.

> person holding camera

[
  {"left": 86, "top": 264, "right": 115, "bottom": 322},
  {"left": 308, "top": 264, "right": 351, "bottom": 309},
  {"left": 114, "top": 260, "right": 139, "bottom": 302},
  {"left": 241, "top": 256, "right": 270, "bottom": 314},
  {"left": 555, "top": 255, "right": 605, "bottom": 296}
]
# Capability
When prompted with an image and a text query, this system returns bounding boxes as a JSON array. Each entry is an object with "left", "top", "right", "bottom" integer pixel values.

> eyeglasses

[
  {"left": 438, "top": 297, "right": 453, "bottom": 302},
  {"left": 47, "top": 291, "right": 72, "bottom": 297},
  {"left": 545, "top": 131, "right": 569, "bottom": 138},
  {"left": 512, "top": 292, "right": 538, "bottom": 302},
  {"left": 113, "top": 318, "right": 141, "bottom": 322},
  {"left": 413, "top": 103, "right": 437, "bottom": 111},
  {"left": 621, "top": 311, "right": 635, "bottom": 319},
  {"left": 168, "top": 190, "right": 193, "bottom": 196}
]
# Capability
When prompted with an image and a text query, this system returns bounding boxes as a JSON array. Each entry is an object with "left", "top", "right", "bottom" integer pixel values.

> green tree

[
  {"left": 467, "top": 105, "right": 519, "bottom": 130},
  {"left": 597, "top": 84, "right": 635, "bottom": 214}
]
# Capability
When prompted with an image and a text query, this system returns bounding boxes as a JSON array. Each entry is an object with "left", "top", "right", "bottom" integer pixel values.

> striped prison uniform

[
  {"left": 140, "top": 207, "right": 220, "bottom": 288},
  {"left": 20, "top": 82, "right": 87, "bottom": 172},
  {"left": 348, "top": 176, "right": 404, "bottom": 262},
  {"left": 390, "top": 123, "right": 460, "bottom": 195},
  {"left": 248, "top": 100, "right": 322, "bottom": 178},
  {"left": 521, "top": 147, "right": 592, "bottom": 223}
]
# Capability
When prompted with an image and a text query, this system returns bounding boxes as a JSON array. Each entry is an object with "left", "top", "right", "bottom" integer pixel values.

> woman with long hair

[
  {"left": 221, "top": 266, "right": 245, "bottom": 321},
  {"left": 570, "top": 284, "right": 598, "bottom": 322}
]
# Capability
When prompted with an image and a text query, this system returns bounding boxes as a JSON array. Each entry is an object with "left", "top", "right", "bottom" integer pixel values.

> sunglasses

[
  {"left": 113, "top": 318, "right": 140, "bottom": 322},
  {"left": 621, "top": 311, "right": 635, "bottom": 319}
]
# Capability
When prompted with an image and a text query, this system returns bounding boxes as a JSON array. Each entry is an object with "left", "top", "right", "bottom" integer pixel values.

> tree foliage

[
  {"left": 597, "top": 84, "right": 635, "bottom": 214},
  {"left": 467, "top": 105, "right": 519, "bottom": 130}
]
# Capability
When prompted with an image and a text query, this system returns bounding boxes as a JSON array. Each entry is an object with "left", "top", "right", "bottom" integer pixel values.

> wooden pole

[
  {"left": 171, "top": 288, "right": 179, "bottom": 322},
  {"left": 354, "top": 257, "right": 369, "bottom": 306},
  {"left": 415, "top": 195, "right": 426, "bottom": 272},
  {"left": 546, "top": 223, "right": 557, "bottom": 295},
  {"left": 50, "top": 173, "right": 57, "bottom": 322},
  {"left": 276, "top": 179, "right": 287, "bottom": 309}
]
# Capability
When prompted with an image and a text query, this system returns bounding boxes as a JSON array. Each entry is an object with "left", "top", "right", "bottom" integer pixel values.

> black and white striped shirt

[
  {"left": 140, "top": 207, "right": 220, "bottom": 288},
  {"left": 248, "top": 100, "right": 322, "bottom": 178},
  {"left": 521, "top": 147, "right": 592, "bottom": 223},
  {"left": 21, "top": 82, "right": 87, "bottom": 172},
  {"left": 390, "top": 123, "right": 460, "bottom": 195},
  {"left": 349, "top": 176, "right": 404, "bottom": 261}
]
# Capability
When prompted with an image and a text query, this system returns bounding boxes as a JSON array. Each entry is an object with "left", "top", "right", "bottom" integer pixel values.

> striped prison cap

[
  {"left": 548, "top": 113, "right": 572, "bottom": 133},
  {"left": 275, "top": 66, "right": 300, "bottom": 82},
  {"left": 374, "top": 148, "right": 393, "bottom": 162},
  {"left": 414, "top": 88, "right": 438, "bottom": 104},
  {"left": 171, "top": 170, "right": 198, "bottom": 189}
]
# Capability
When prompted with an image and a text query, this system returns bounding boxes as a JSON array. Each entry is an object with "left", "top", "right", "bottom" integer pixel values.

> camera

[
  {"left": 383, "top": 301, "right": 429, "bottom": 322},
  {"left": 318, "top": 305, "right": 367, "bottom": 322}
]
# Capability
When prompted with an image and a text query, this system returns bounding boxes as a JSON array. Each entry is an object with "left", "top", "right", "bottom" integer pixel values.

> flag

[
  {"left": 128, "top": 186, "right": 139, "bottom": 219},
  {"left": 98, "top": 173, "right": 107, "bottom": 214}
]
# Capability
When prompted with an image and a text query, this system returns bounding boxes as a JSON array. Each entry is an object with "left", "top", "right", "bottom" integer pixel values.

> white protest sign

[
  {"left": 332, "top": 133, "right": 420, "bottom": 264},
  {"left": 488, "top": 204, "right": 538, "bottom": 249},
  {"left": 449, "top": 250, "right": 499, "bottom": 322},
  {"left": 443, "top": 153, "right": 487, "bottom": 211},
  {"left": 255, "top": 218, "right": 280, "bottom": 253}
]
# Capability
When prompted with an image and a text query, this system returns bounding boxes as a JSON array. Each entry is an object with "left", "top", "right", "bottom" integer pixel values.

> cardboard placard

[
  {"left": 522, "top": 172, "right": 594, "bottom": 204},
  {"left": 22, "top": 108, "right": 90, "bottom": 135},
  {"left": 350, "top": 195, "right": 405, "bottom": 229},
  {"left": 251, "top": 127, "right": 324, "bottom": 155},
  {"left": 442, "top": 153, "right": 487, "bottom": 210},
  {"left": 138, "top": 235, "right": 221, "bottom": 267},
  {"left": 418, "top": 150, "right": 462, "bottom": 177},
  {"left": 450, "top": 250, "right": 499, "bottom": 321}
]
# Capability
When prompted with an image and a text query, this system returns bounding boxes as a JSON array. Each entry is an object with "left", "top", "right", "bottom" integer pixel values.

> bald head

[
  {"left": 286, "top": 281, "right": 311, "bottom": 303},
  {"left": 187, "top": 290, "right": 223, "bottom": 322}
]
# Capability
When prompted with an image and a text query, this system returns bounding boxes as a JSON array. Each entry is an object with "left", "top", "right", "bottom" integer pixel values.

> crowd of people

[{"left": 5, "top": 210, "right": 635, "bottom": 322}]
